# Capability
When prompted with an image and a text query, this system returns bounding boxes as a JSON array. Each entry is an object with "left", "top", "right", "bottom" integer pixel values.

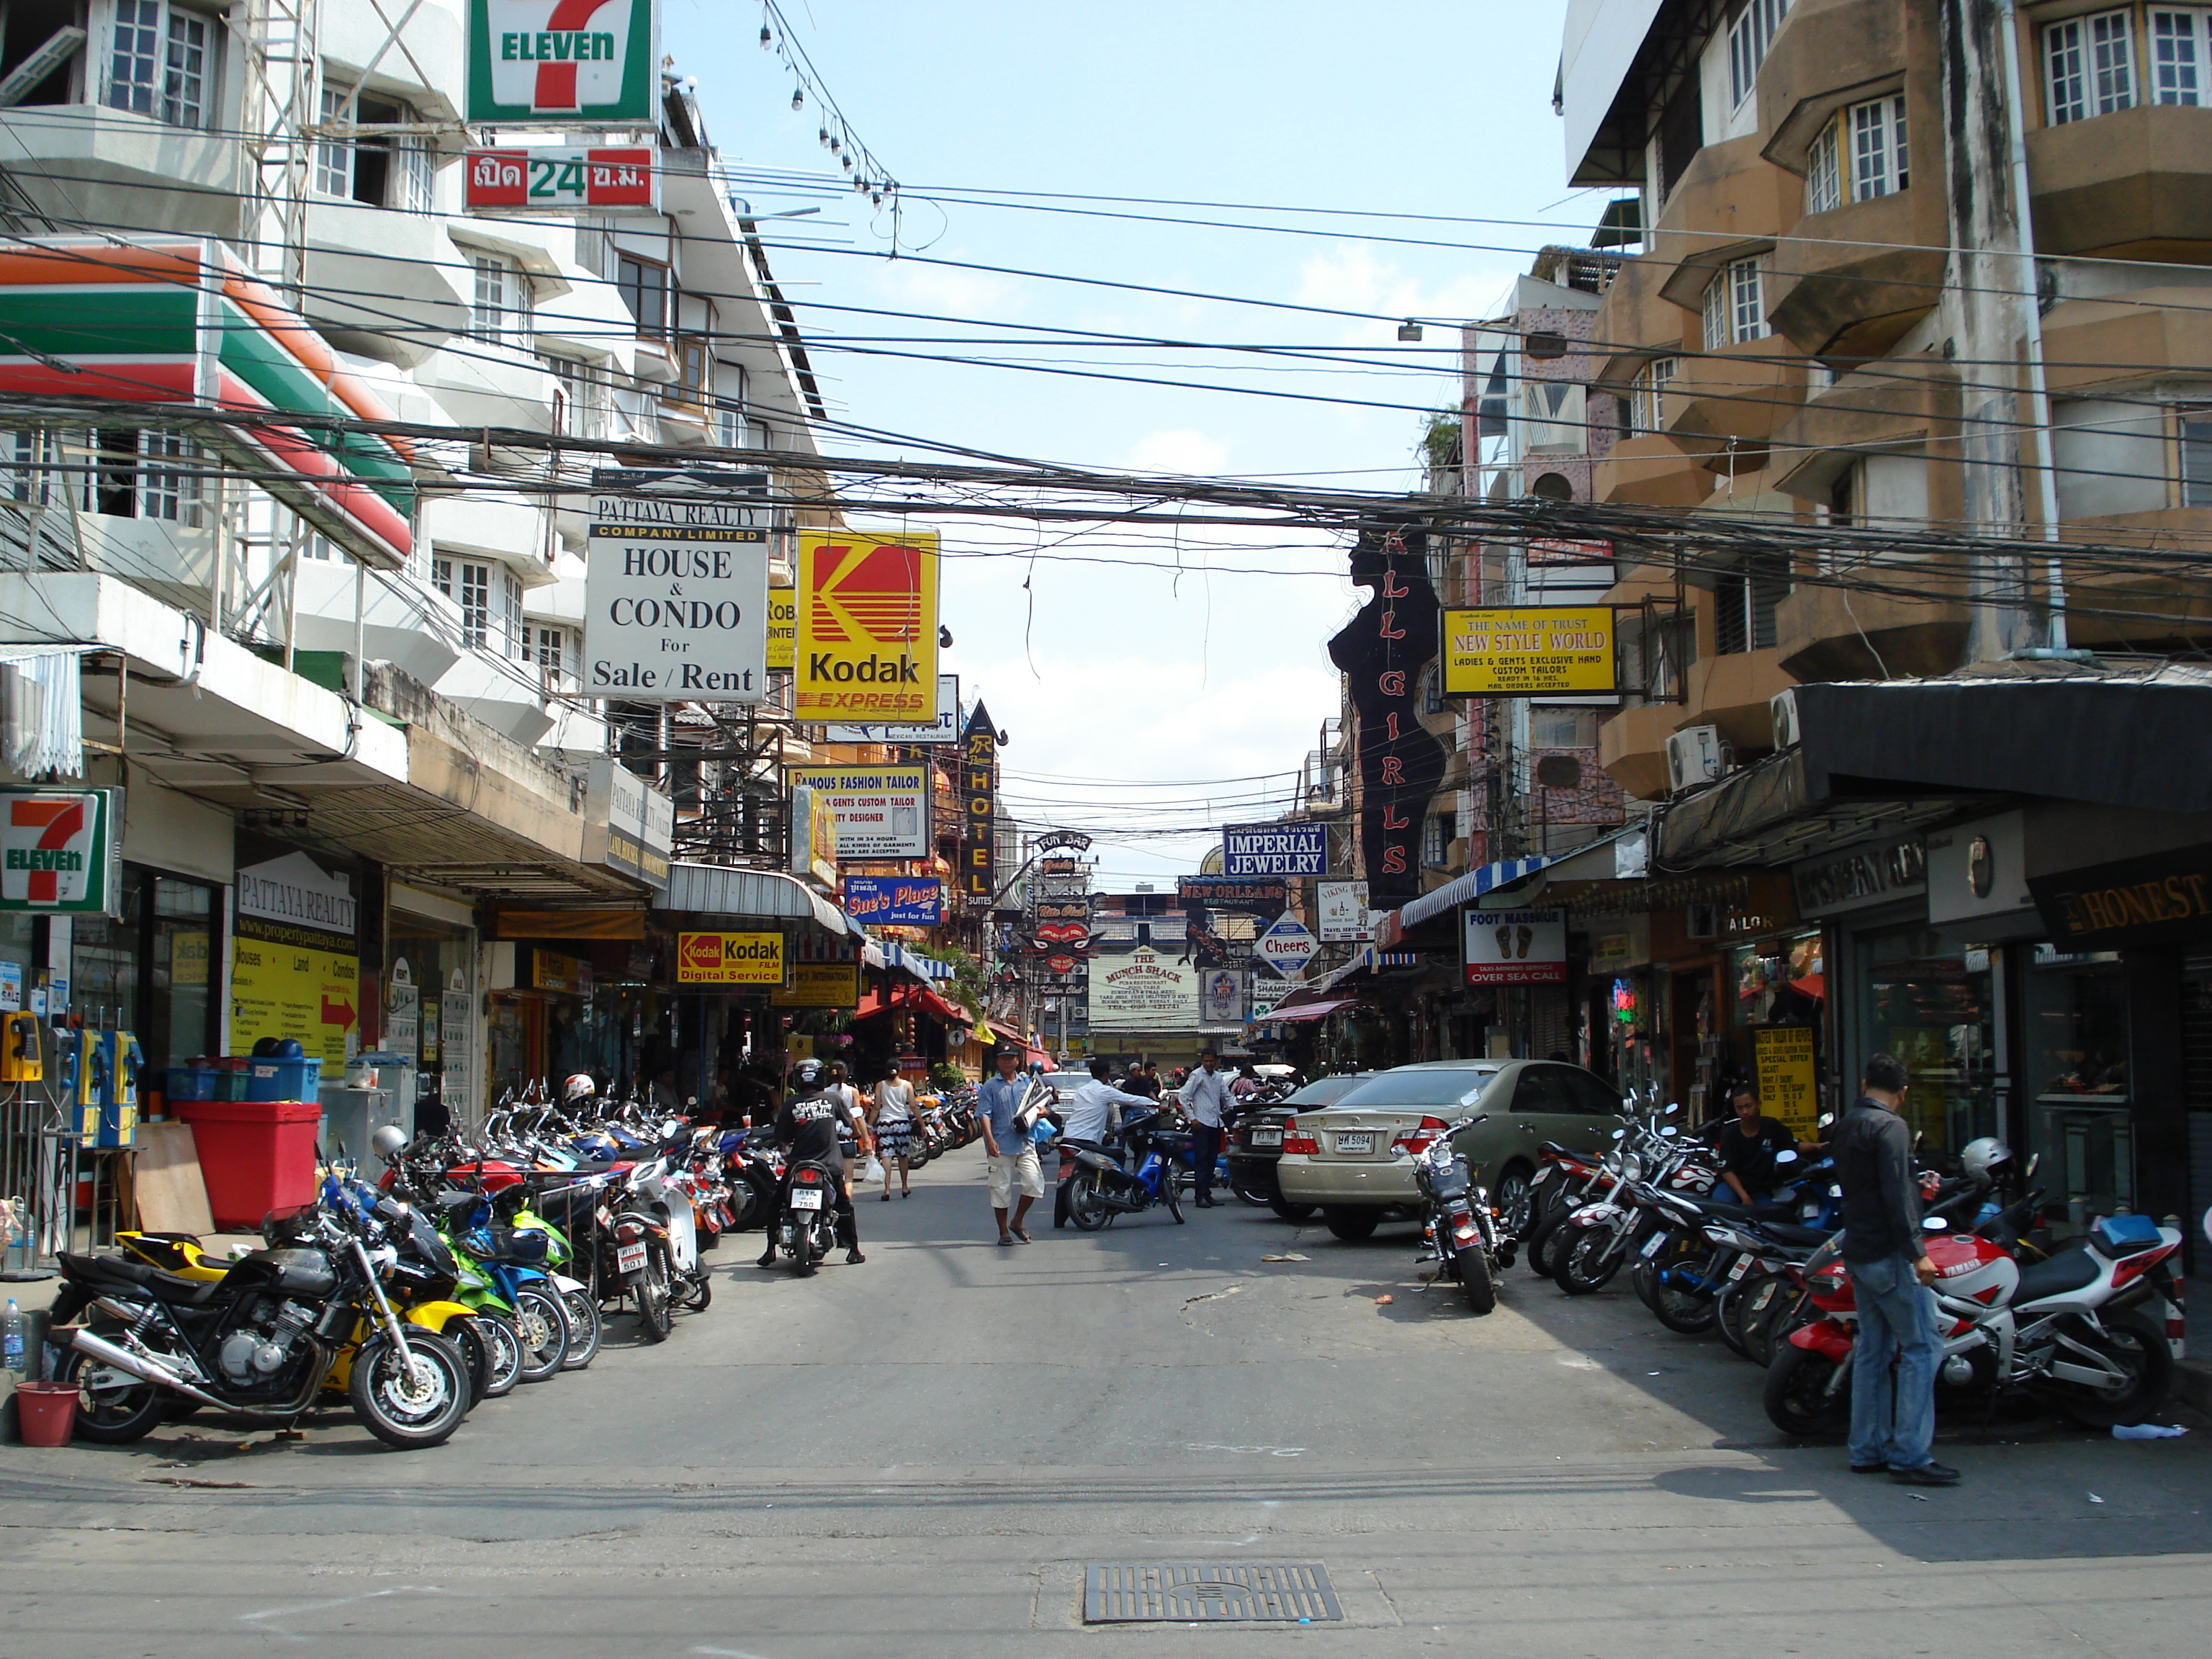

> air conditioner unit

[
  {"left": 1769, "top": 688, "right": 1801, "bottom": 750},
  {"left": 1665, "top": 724, "right": 1727, "bottom": 793}
]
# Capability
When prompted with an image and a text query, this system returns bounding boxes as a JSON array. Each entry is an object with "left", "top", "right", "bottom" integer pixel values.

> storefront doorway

[
  {"left": 2018, "top": 944, "right": 2132, "bottom": 1233},
  {"left": 1855, "top": 923, "right": 1998, "bottom": 1163}
]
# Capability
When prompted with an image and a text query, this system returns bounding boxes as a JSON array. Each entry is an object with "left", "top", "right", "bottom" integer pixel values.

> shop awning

[
  {"left": 851, "top": 981, "right": 972, "bottom": 1027},
  {"left": 664, "top": 863, "right": 851, "bottom": 936},
  {"left": 491, "top": 908, "right": 647, "bottom": 940},
  {"left": 1392, "top": 856, "right": 1560, "bottom": 932},
  {"left": 1265, "top": 997, "right": 1358, "bottom": 1023}
]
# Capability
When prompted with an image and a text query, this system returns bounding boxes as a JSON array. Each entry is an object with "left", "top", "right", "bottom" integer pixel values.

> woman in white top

[{"left": 867, "top": 1066, "right": 920, "bottom": 1200}]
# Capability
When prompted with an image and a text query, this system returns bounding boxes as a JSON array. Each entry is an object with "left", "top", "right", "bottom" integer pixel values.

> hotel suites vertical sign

[{"left": 961, "top": 701, "right": 998, "bottom": 903}]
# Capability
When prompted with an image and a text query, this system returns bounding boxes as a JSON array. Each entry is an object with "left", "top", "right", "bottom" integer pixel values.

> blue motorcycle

[{"left": 1061, "top": 1105, "right": 1185, "bottom": 1230}]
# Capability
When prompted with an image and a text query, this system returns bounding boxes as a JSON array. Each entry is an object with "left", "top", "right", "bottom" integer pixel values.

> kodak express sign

[
  {"left": 793, "top": 531, "right": 940, "bottom": 722},
  {"left": 467, "top": 0, "right": 657, "bottom": 125},
  {"left": 675, "top": 931, "right": 785, "bottom": 986}
]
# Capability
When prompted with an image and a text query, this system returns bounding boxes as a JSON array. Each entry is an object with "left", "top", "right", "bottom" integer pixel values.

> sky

[{"left": 662, "top": 1, "right": 1604, "bottom": 886}]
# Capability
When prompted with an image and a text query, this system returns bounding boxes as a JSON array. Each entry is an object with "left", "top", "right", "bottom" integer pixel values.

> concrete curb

[{"left": 2177, "top": 1358, "right": 2212, "bottom": 1415}]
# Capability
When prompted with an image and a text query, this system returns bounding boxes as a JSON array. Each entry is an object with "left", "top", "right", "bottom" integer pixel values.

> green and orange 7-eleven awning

[{"left": 0, "top": 236, "right": 418, "bottom": 568}]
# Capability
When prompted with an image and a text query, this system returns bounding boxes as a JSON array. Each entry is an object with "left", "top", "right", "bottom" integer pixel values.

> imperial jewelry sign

[
  {"left": 1223, "top": 822, "right": 1327, "bottom": 877},
  {"left": 584, "top": 469, "right": 769, "bottom": 701}
]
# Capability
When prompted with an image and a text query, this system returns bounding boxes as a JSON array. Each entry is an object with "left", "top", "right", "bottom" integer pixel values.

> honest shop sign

[
  {"left": 467, "top": 0, "right": 658, "bottom": 125},
  {"left": 676, "top": 931, "right": 784, "bottom": 986},
  {"left": 793, "top": 531, "right": 940, "bottom": 722},
  {"left": 1440, "top": 606, "right": 1617, "bottom": 696},
  {"left": 584, "top": 472, "right": 768, "bottom": 701}
]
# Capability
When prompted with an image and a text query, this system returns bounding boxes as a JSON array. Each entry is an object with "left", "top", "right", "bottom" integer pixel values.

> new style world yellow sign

[{"left": 1440, "top": 606, "right": 1617, "bottom": 696}]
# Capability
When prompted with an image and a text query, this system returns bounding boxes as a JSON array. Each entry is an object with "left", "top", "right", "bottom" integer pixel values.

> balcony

[
  {"left": 1593, "top": 433, "right": 1710, "bottom": 508},
  {"left": 2040, "top": 288, "right": 2212, "bottom": 398},
  {"left": 1773, "top": 557, "right": 1974, "bottom": 681},
  {"left": 1681, "top": 649, "right": 1795, "bottom": 756},
  {"left": 1665, "top": 338, "right": 1807, "bottom": 451},
  {"left": 0, "top": 104, "right": 243, "bottom": 240},
  {"left": 2028, "top": 102, "right": 2212, "bottom": 261},
  {"left": 2055, "top": 544, "right": 2212, "bottom": 649},
  {"left": 1597, "top": 703, "right": 1678, "bottom": 801},
  {"left": 1766, "top": 186, "right": 1947, "bottom": 360},
  {"left": 1770, "top": 365, "right": 1954, "bottom": 505},
  {"left": 1650, "top": 135, "right": 1804, "bottom": 314}
]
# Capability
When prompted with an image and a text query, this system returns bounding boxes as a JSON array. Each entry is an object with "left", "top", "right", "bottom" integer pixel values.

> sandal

[
  {"left": 997, "top": 1233, "right": 1015, "bottom": 1246},
  {"left": 1010, "top": 1226, "right": 1032, "bottom": 1244}
]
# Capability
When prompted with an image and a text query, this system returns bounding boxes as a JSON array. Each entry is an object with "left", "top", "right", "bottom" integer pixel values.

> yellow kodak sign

[
  {"left": 676, "top": 931, "right": 785, "bottom": 986},
  {"left": 793, "top": 531, "right": 940, "bottom": 722},
  {"left": 1440, "top": 606, "right": 1617, "bottom": 696}
]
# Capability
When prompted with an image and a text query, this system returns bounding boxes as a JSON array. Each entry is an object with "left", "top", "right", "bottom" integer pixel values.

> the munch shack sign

[{"left": 2032, "top": 845, "right": 2212, "bottom": 948}]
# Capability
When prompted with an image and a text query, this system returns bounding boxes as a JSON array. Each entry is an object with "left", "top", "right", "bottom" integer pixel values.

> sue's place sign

[
  {"left": 467, "top": 0, "right": 658, "bottom": 125},
  {"left": 583, "top": 469, "right": 768, "bottom": 701}
]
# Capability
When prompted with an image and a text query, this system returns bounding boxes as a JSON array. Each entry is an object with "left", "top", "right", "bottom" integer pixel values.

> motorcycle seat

[
  {"left": 1753, "top": 1220, "right": 1833, "bottom": 1248},
  {"left": 60, "top": 1250, "right": 222, "bottom": 1305},
  {"left": 2013, "top": 1245, "right": 2103, "bottom": 1305}
]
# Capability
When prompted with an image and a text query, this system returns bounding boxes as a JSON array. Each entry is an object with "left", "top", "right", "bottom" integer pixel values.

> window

[
  {"left": 1422, "top": 812, "right": 1456, "bottom": 868},
  {"left": 315, "top": 86, "right": 351, "bottom": 196},
  {"left": 1849, "top": 94, "right": 1908, "bottom": 199},
  {"left": 107, "top": 1, "right": 210, "bottom": 129},
  {"left": 1714, "top": 552, "right": 1790, "bottom": 655},
  {"left": 1532, "top": 709, "right": 1599, "bottom": 748},
  {"left": 2151, "top": 9, "right": 2212, "bottom": 103},
  {"left": 616, "top": 254, "right": 670, "bottom": 338},
  {"left": 135, "top": 429, "right": 203, "bottom": 525},
  {"left": 467, "top": 254, "right": 531, "bottom": 345},
  {"left": 500, "top": 568, "right": 523, "bottom": 657},
  {"left": 1804, "top": 120, "right": 1841, "bottom": 215},
  {"left": 1420, "top": 662, "right": 1444, "bottom": 714},
  {"left": 2046, "top": 11, "right": 2137, "bottom": 124},
  {"left": 433, "top": 556, "right": 491, "bottom": 648},
  {"left": 546, "top": 355, "right": 611, "bottom": 441},
  {"left": 1, "top": 428, "right": 94, "bottom": 511},
  {"left": 1703, "top": 257, "right": 1766, "bottom": 350},
  {"left": 1510, "top": 1066, "right": 1574, "bottom": 1114},
  {"left": 1634, "top": 356, "right": 1676, "bottom": 434},
  {"left": 667, "top": 333, "right": 711, "bottom": 410},
  {"left": 2180, "top": 406, "right": 2212, "bottom": 505},
  {"left": 524, "top": 624, "right": 573, "bottom": 687},
  {"left": 1519, "top": 378, "right": 1586, "bottom": 452},
  {"left": 1728, "top": 0, "right": 1791, "bottom": 109}
]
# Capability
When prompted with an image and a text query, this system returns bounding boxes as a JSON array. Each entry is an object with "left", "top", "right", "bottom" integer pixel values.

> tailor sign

[
  {"left": 467, "top": 0, "right": 658, "bottom": 125},
  {"left": 790, "top": 765, "right": 929, "bottom": 860},
  {"left": 793, "top": 530, "right": 940, "bottom": 723},
  {"left": 584, "top": 469, "right": 769, "bottom": 701},
  {"left": 1441, "top": 606, "right": 1617, "bottom": 696}
]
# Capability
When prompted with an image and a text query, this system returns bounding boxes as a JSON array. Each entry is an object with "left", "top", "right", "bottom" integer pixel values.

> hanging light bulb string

[{"left": 757, "top": 1, "right": 902, "bottom": 235}]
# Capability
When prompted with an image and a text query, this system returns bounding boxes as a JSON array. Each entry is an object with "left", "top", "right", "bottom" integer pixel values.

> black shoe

[
  {"left": 1849, "top": 1462, "right": 1888, "bottom": 1475},
  {"left": 755, "top": 1253, "right": 776, "bottom": 1269},
  {"left": 1889, "top": 1461, "right": 1961, "bottom": 1486},
  {"left": 846, "top": 1249, "right": 866, "bottom": 1264}
]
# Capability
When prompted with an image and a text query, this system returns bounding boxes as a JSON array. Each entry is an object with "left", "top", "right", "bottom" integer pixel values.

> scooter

[
  {"left": 771, "top": 1159, "right": 843, "bottom": 1277},
  {"left": 1061, "top": 1105, "right": 1186, "bottom": 1230}
]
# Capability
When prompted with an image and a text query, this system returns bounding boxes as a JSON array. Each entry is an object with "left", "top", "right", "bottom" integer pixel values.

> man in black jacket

[{"left": 1831, "top": 1053, "right": 1956, "bottom": 1485}]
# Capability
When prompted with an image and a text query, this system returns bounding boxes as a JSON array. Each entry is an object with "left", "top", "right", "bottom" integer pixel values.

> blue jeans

[{"left": 1847, "top": 1249, "right": 1940, "bottom": 1470}]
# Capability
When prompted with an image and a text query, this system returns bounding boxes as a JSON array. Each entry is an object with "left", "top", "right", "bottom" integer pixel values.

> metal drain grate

[{"left": 1083, "top": 1563, "right": 1342, "bottom": 1623}]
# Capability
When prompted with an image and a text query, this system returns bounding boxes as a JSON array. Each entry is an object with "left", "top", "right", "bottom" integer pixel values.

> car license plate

[
  {"left": 790, "top": 1188, "right": 825, "bottom": 1210},
  {"left": 1249, "top": 1128, "right": 1281, "bottom": 1147},
  {"left": 616, "top": 1243, "right": 647, "bottom": 1274},
  {"left": 1727, "top": 1256, "right": 1752, "bottom": 1282},
  {"left": 1640, "top": 1232, "right": 1667, "bottom": 1259},
  {"left": 1334, "top": 1131, "right": 1375, "bottom": 1154}
]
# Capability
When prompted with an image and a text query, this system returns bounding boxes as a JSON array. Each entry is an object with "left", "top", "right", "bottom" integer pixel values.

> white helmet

[
  {"left": 563, "top": 1073, "right": 598, "bottom": 1104},
  {"left": 370, "top": 1123, "right": 408, "bottom": 1163},
  {"left": 1959, "top": 1136, "right": 2013, "bottom": 1182}
]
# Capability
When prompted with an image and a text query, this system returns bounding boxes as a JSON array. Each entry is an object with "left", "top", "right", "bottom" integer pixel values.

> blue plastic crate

[
  {"left": 245, "top": 1057, "right": 321, "bottom": 1102},
  {"left": 165, "top": 1065, "right": 217, "bottom": 1102}
]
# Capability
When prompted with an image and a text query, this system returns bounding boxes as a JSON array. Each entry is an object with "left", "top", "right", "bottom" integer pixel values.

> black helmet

[{"left": 788, "top": 1058, "right": 824, "bottom": 1091}]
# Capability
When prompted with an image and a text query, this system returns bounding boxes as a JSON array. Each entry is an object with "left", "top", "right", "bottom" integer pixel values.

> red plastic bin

[{"left": 174, "top": 1101, "right": 322, "bottom": 1231}]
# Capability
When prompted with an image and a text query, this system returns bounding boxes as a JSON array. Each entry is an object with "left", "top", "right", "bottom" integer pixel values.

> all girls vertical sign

[{"left": 1326, "top": 522, "right": 1445, "bottom": 904}]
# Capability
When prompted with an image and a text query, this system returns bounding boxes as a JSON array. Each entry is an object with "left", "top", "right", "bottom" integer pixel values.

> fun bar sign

[{"left": 467, "top": 0, "right": 658, "bottom": 125}]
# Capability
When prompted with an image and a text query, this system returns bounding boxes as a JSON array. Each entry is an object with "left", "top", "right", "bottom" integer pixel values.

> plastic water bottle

[{"left": 1, "top": 1298, "right": 23, "bottom": 1375}]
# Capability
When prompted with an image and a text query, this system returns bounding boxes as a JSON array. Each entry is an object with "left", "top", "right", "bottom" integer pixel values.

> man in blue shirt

[{"left": 979, "top": 1046, "right": 1044, "bottom": 1245}]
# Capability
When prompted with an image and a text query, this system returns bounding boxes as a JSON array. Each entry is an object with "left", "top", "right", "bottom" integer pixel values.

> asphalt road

[{"left": 4, "top": 1148, "right": 2208, "bottom": 1658}]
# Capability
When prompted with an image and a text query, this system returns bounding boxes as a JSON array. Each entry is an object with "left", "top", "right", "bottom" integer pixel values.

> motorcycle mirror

[
  {"left": 1661, "top": 1125, "right": 1679, "bottom": 1137},
  {"left": 1664, "top": 1103, "right": 1679, "bottom": 1116},
  {"left": 1611, "top": 1128, "right": 1626, "bottom": 1140},
  {"left": 1923, "top": 1215, "right": 1949, "bottom": 1231},
  {"left": 1773, "top": 1149, "right": 1798, "bottom": 1165},
  {"left": 2024, "top": 1153, "right": 2039, "bottom": 1178}
]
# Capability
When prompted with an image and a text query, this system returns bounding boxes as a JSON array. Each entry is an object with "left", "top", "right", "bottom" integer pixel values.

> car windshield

[
  {"left": 1043, "top": 1074, "right": 1090, "bottom": 1092},
  {"left": 1329, "top": 1068, "right": 1501, "bottom": 1110},
  {"left": 1285, "top": 1075, "right": 1370, "bottom": 1107}
]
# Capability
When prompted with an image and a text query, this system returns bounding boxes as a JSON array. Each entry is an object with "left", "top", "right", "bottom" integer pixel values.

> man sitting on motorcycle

[
  {"left": 757, "top": 1058, "right": 871, "bottom": 1267},
  {"left": 1053, "top": 1058, "right": 1156, "bottom": 1229}
]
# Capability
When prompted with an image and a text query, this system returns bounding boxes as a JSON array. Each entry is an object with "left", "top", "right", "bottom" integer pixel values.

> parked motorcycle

[
  {"left": 1062, "top": 1104, "right": 1185, "bottom": 1229},
  {"left": 1410, "top": 1113, "right": 1503, "bottom": 1314}
]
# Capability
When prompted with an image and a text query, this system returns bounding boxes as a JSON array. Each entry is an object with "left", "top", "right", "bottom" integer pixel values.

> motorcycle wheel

[
  {"left": 558, "top": 1286, "right": 603, "bottom": 1370},
  {"left": 1524, "top": 1215, "right": 1564, "bottom": 1278},
  {"left": 1456, "top": 1244, "right": 1496, "bottom": 1316},
  {"left": 1650, "top": 1267, "right": 1719, "bottom": 1334},
  {"left": 1068, "top": 1171, "right": 1112, "bottom": 1232},
  {"left": 47, "top": 1340, "right": 170, "bottom": 1444},
  {"left": 476, "top": 1311, "right": 523, "bottom": 1396},
  {"left": 1161, "top": 1173, "right": 1184, "bottom": 1224},
  {"left": 2046, "top": 1310, "right": 2173, "bottom": 1428},
  {"left": 511, "top": 1285, "right": 570, "bottom": 1381},
  {"left": 677, "top": 1269, "right": 713, "bottom": 1313},
  {"left": 1555, "top": 1224, "right": 1625, "bottom": 1295},
  {"left": 449, "top": 1315, "right": 495, "bottom": 1406},
  {"left": 909, "top": 1142, "right": 932, "bottom": 1169},
  {"left": 1724, "top": 1273, "right": 1784, "bottom": 1363},
  {"left": 1763, "top": 1341, "right": 1851, "bottom": 1437},
  {"left": 349, "top": 1329, "right": 471, "bottom": 1450},
  {"left": 639, "top": 1249, "right": 678, "bottom": 1333},
  {"left": 1269, "top": 1197, "right": 1316, "bottom": 1223},
  {"left": 1712, "top": 1283, "right": 1756, "bottom": 1360},
  {"left": 1323, "top": 1208, "right": 1379, "bottom": 1241},
  {"left": 788, "top": 1231, "right": 817, "bottom": 1281},
  {"left": 1750, "top": 1285, "right": 1814, "bottom": 1370}
]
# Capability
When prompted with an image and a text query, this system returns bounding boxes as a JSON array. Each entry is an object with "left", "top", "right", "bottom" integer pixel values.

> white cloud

[
  {"left": 1124, "top": 428, "right": 1231, "bottom": 476},
  {"left": 1293, "top": 240, "right": 1522, "bottom": 346}
]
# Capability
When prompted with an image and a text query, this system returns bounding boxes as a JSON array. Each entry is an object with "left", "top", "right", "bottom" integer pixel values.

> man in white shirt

[
  {"left": 1053, "top": 1058, "right": 1156, "bottom": 1230},
  {"left": 1178, "top": 1049, "right": 1234, "bottom": 1208}
]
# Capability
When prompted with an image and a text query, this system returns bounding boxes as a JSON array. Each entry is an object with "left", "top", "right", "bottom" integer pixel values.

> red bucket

[{"left": 14, "top": 1380, "right": 78, "bottom": 1446}]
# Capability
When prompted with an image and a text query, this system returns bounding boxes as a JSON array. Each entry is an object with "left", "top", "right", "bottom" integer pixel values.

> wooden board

[{"left": 130, "top": 1120, "right": 215, "bottom": 1236}]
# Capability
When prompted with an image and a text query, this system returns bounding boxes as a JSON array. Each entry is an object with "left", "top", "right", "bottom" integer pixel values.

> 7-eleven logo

[
  {"left": 482, "top": 0, "right": 641, "bottom": 114},
  {"left": 2, "top": 793, "right": 98, "bottom": 907}
]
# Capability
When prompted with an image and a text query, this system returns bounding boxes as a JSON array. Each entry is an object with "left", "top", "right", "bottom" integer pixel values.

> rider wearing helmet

[{"left": 756, "top": 1057, "right": 871, "bottom": 1267}]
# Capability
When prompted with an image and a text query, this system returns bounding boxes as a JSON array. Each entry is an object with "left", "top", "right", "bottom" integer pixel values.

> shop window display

[
  {"left": 1860, "top": 927, "right": 1996, "bottom": 1160},
  {"left": 2021, "top": 945, "right": 2131, "bottom": 1232}
]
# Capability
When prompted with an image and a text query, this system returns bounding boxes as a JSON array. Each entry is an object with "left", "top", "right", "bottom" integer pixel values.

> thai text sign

[
  {"left": 793, "top": 531, "right": 940, "bottom": 722},
  {"left": 584, "top": 470, "right": 768, "bottom": 701},
  {"left": 0, "top": 788, "right": 121, "bottom": 914},
  {"left": 1754, "top": 1026, "right": 1819, "bottom": 1140},
  {"left": 676, "top": 931, "right": 784, "bottom": 985},
  {"left": 1440, "top": 606, "right": 1617, "bottom": 696},
  {"left": 1223, "top": 821, "right": 1327, "bottom": 878},
  {"left": 464, "top": 145, "right": 658, "bottom": 213},
  {"left": 791, "top": 765, "right": 929, "bottom": 859},
  {"left": 844, "top": 876, "right": 942, "bottom": 927},
  {"left": 1463, "top": 908, "right": 1566, "bottom": 984},
  {"left": 467, "top": 0, "right": 657, "bottom": 125}
]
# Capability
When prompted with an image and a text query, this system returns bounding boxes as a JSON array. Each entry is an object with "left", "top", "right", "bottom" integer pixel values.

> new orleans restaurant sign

[{"left": 467, "top": 0, "right": 658, "bottom": 125}]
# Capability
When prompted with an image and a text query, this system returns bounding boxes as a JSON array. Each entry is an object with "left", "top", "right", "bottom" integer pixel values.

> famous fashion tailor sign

[{"left": 793, "top": 531, "right": 940, "bottom": 723}]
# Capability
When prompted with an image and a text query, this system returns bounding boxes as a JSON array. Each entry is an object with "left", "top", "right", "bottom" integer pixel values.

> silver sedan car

[{"left": 1274, "top": 1058, "right": 1624, "bottom": 1239}]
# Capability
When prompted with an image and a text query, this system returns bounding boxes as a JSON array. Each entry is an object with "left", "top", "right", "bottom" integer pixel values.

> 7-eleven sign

[
  {"left": 467, "top": 0, "right": 658, "bottom": 125},
  {"left": 0, "top": 788, "right": 120, "bottom": 914}
]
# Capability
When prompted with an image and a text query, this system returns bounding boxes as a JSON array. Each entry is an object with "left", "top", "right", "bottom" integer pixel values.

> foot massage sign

[{"left": 1462, "top": 908, "right": 1567, "bottom": 985}]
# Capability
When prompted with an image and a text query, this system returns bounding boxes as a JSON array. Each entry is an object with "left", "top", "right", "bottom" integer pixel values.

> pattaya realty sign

[
  {"left": 467, "top": 0, "right": 658, "bottom": 125},
  {"left": 584, "top": 469, "right": 768, "bottom": 701}
]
